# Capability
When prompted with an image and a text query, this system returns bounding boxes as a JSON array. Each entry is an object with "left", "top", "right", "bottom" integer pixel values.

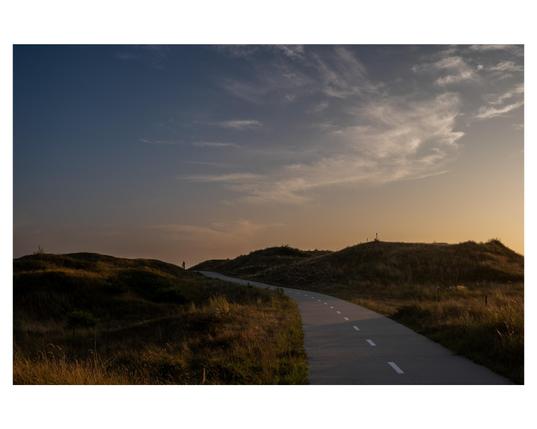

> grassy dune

[
  {"left": 193, "top": 245, "right": 331, "bottom": 277},
  {"left": 193, "top": 240, "right": 524, "bottom": 383},
  {"left": 14, "top": 253, "right": 307, "bottom": 384}
]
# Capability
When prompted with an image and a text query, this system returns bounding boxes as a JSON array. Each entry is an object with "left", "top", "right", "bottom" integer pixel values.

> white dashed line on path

[
  {"left": 387, "top": 362, "right": 404, "bottom": 374},
  {"left": 344, "top": 317, "right": 349, "bottom": 321},
  {"left": 353, "top": 326, "right": 360, "bottom": 331},
  {"left": 366, "top": 339, "right": 376, "bottom": 346},
  {"left": 330, "top": 306, "right": 334, "bottom": 309},
  {"left": 336, "top": 311, "right": 341, "bottom": 314}
]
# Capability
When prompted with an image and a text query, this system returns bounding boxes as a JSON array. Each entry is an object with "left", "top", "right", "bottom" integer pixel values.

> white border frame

[{"left": 1, "top": 1, "right": 534, "bottom": 428}]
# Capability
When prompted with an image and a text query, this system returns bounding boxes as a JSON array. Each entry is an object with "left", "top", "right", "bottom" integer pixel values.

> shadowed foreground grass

[{"left": 14, "top": 253, "right": 307, "bottom": 384}]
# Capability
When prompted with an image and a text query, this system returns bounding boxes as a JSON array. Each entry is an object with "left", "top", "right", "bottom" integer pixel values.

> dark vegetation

[
  {"left": 193, "top": 245, "right": 331, "bottom": 278},
  {"left": 193, "top": 240, "right": 522, "bottom": 286},
  {"left": 14, "top": 253, "right": 308, "bottom": 384},
  {"left": 192, "top": 239, "right": 524, "bottom": 383}
]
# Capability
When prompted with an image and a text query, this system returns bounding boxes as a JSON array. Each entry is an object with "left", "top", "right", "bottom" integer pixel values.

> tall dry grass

[
  {"left": 14, "top": 292, "right": 307, "bottom": 384},
  {"left": 348, "top": 283, "right": 524, "bottom": 383},
  {"left": 14, "top": 253, "right": 308, "bottom": 384}
]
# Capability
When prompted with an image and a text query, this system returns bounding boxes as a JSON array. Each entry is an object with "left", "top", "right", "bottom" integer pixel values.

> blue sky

[{"left": 14, "top": 45, "right": 524, "bottom": 263}]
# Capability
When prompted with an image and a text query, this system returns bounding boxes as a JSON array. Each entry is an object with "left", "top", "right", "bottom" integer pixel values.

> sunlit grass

[{"left": 13, "top": 253, "right": 308, "bottom": 384}]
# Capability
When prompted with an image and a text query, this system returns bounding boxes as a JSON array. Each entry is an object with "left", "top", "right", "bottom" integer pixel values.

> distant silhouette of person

[{"left": 182, "top": 261, "right": 186, "bottom": 269}]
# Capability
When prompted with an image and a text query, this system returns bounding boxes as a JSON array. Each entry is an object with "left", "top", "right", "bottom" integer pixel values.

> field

[
  {"left": 193, "top": 240, "right": 524, "bottom": 383},
  {"left": 13, "top": 253, "right": 308, "bottom": 384}
]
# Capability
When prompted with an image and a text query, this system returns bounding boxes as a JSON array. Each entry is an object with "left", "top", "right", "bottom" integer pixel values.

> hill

[
  {"left": 194, "top": 240, "right": 523, "bottom": 287},
  {"left": 193, "top": 239, "right": 524, "bottom": 383},
  {"left": 191, "top": 245, "right": 331, "bottom": 278},
  {"left": 13, "top": 252, "right": 307, "bottom": 384}
]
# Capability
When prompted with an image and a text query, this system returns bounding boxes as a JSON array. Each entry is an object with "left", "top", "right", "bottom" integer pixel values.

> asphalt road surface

[{"left": 199, "top": 271, "right": 512, "bottom": 385}]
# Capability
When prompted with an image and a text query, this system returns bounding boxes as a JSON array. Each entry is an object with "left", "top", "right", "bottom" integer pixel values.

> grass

[
  {"left": 13, "top": 253, "right": 308, "bottom": 384},
  {"left": 194, "top": 239, "right": 524, "bottom": 384},
  {"left": 319, "top": 281, "right": 524, "bottom": 384},
  {"left": 192, "top": 245, "right": 331, "bottom": 277},
  {"left": 251, "top": 240, "right": 523, "bottom": 287}
]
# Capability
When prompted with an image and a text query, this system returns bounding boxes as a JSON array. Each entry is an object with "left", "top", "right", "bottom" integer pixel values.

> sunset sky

[{"left": 14, "top": 45, "right": 524, "bottom": 264}]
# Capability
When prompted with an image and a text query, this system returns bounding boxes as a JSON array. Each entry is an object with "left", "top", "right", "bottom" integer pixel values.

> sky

[{"left": 13, "top": 45, "right": 524, "bottom": 264}]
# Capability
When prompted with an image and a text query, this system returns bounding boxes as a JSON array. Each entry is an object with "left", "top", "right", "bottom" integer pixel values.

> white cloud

[
  {"left": 220, "top": 61, "right": 313, "bottom": 104},
  {"left": 312, "top": 46, "right": 377, "bottom": 98},
  {"left": 415, "top": 55, "right": 477, "bottom": 86},
  {"left": 274, "top": 45, "right": 305, "bottom": 59},
  {"left": 489, "top": 60, "right": 523, "bottom": 73},
  {"left": 309, "top": 101, "right": 329, "bottom": 113},
  {"left": 476, "top": 101, "right": 524, "bottom": 119},
  {"left": 191, "top": 46, "right": 523, "bottom": 204},
  {"left": 489, "top": 84, "right": 524, "bottom": 105},
  {"left": 215, "top": 119, "right": 262, "bottom": 130},
  {"left": 477, "top": 84, "right": 524, "bottom": 120},
  {"left": 464, "top": 45, "right": 524, "bottom": 60},
  {"left": 220, "top": 46, "right": 377, "bottom": 103},
  {"left": 189, "top": 93, "right": 464, "bottom": 204},
  {"left": 468, "top": 45, "right": 517, "bottom": 52}
]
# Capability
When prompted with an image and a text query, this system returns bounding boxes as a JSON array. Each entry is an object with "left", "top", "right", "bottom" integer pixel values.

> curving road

[{"left": 199, "top": 271, "right": 512, "bottom": 385}]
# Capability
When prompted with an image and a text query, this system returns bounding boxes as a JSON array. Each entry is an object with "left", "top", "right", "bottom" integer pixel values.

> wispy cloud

[
  {"left": 468, "top": 45, "right": 520, "bottom": 52},
  {"left": 182, "top": 173, "right": 262, "bottom": 183},
  {"left": 192, "top": 141, "right": 240, "bottom": 148},
  {"left": 183, "top": 160, "right": 234, "bottom": 168},
  {"left": 477, "top": 84, "right": 524, "bottom": 119},
  {"left": 220, "top": 61, "right": 313, "bottom": 104},
  {"left": 219, "top": 46, "right": 378, "bottom": 104},
  {"left": 216, "top": 44, "right": 305, "bottom": 60},
  {"left": 273, "top": 45, "right": 305, "bottom": 59},
  {"left": 140, "top": 138, "right": 180, "bottom": 145},
  {"left": 186, "top": 93, "right": 464, "bottom": 204},
  {"left": 215, "top": 119, "right": 262, "bottom": 130},
  {"left": 151, "top": 219, "right": 282, "bottom": 242},
  {"left": 489, "top": 60, "right": 523, "bottom": 73},
  {"left": 309, "top": 101, "right": 329, "bottom": 113},
  {"left": 185, "top": 45, "right": 521, "bottom": 204},
  {"left": 311, "top": 46, "right": 378, "bottom": 98},
  {"left": 214, "top": 45, "right": 260, "bottom": 58},
  {"left": 414, "top": 55, "right": 477, "bottom": 86},
  {"left": 476, "top": 101, "right": 524, "bottom": 119},
  {"left": 115, "top": 45, "right": 170, "bottom": 69},
  {"left": 489, "top": 84, "right": 524, "bottom": 105}
]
